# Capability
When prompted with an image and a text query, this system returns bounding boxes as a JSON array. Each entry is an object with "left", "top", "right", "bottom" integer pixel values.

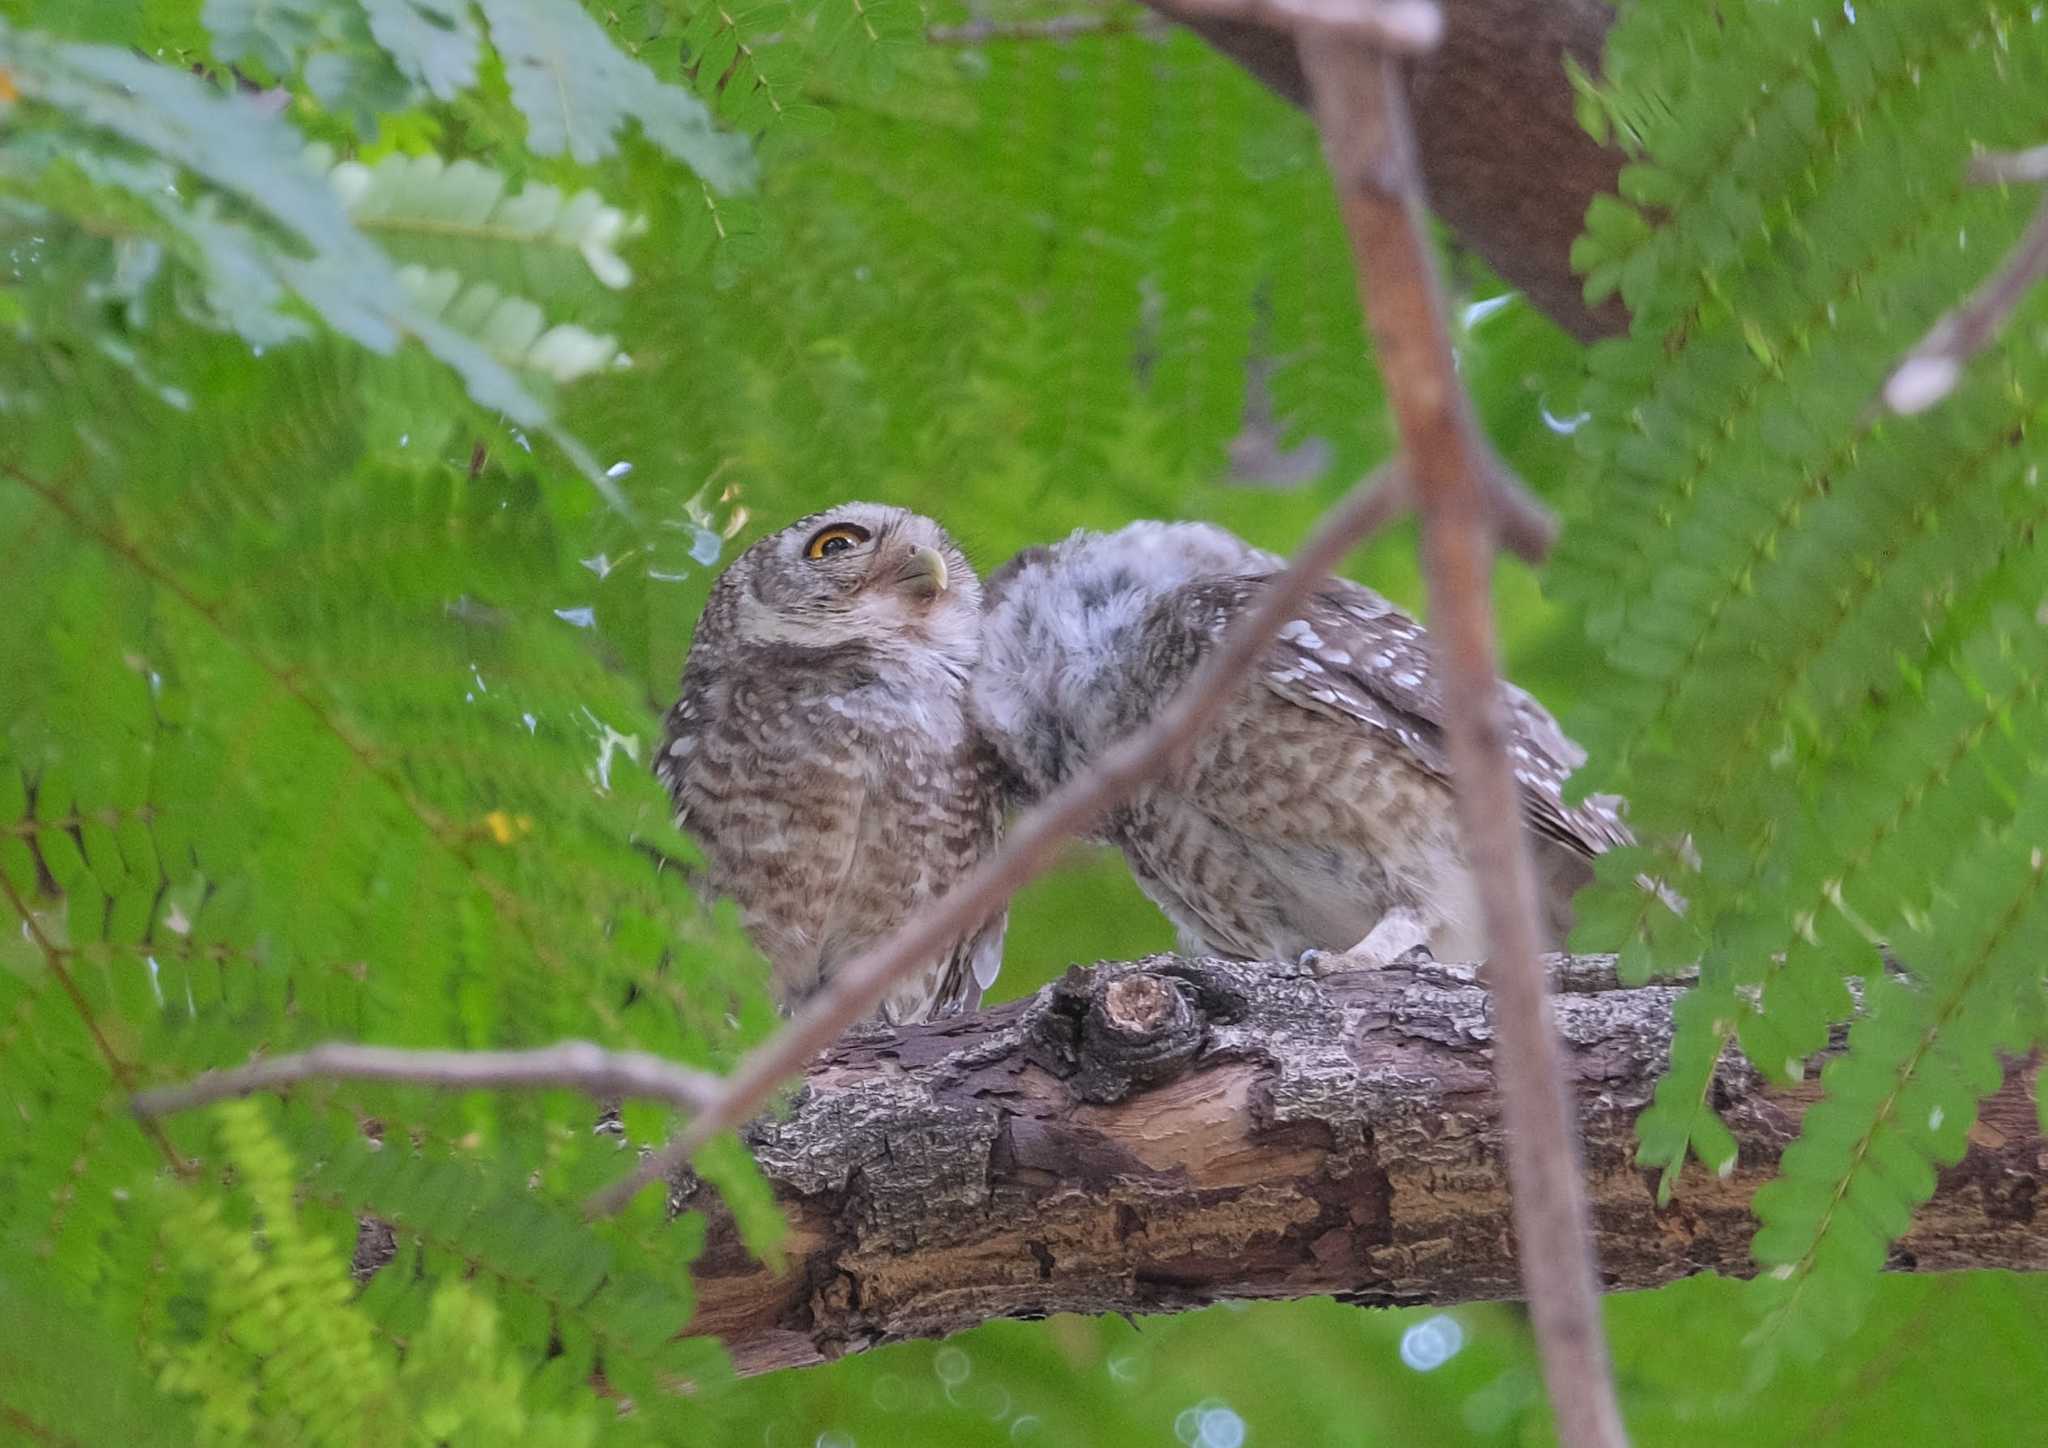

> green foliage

[
  {"left": 0, "top": 0, "right": 751, "bottom": 504},
  {"left": 476, "top": 0, "right": 753, "bottom": 183},
  {"left": 1, "top": 0, "right": 2043, "bottom": 1442},
  {"left": 1555, "top": 0, "right": 2048, "bottom": 1354},
  {"left": 154, "top": 1098, "right": 605, "bottom": 1445}
]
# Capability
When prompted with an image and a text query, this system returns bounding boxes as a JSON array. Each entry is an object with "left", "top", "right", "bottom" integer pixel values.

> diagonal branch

[
  {"left": 582, "top": 467, "right": 1417, "bottom": 1218},
  {"left": 1294, "top": 26, "right": 1626, "bottom": 1448},
  {"left": 130, "top": 1042, "right": 720, "bottom": 1119},
  {"left": 0, "top": 873, "right": 187, "bottom": 1175},
  {"left": 1883, "top": 175, "right": 2048, "bottom": 416}
]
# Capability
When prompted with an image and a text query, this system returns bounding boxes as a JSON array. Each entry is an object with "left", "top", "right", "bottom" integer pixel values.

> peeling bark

[{"left": 675, "top": 956, "right": 2047, "bottom": 1376}]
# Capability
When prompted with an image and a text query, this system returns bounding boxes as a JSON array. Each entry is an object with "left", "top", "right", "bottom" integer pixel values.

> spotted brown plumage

[
  {"left": 656, "top": 503, "right": 1006, "bottom": 1024},
  {"left": 971, "top": 520, "right": 1636, "bottom": 965}
]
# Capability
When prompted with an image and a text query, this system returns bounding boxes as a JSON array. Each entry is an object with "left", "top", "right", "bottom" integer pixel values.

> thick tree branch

[
  {"left": 1146, "top": 0, "right": 1629, "bottom": 341},
  {"left": 675, "top": 956, "right": 2048, "bottom": 1376},
  {"left": 1297, "top": 31, "right": 1623, "bottom": 1448},
  {"left": 585, "top": 468, "right": 1417, "bottom": 1217}
]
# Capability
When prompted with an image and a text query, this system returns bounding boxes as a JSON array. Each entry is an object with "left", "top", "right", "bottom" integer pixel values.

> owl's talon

[{"left": 1298, "top": 948, "right": 1343, "bottom": 978}]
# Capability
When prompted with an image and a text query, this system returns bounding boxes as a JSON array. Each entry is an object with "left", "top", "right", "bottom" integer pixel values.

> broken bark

[{"left": 677, "top": 955, "right": 2047, "bottom": 1376}]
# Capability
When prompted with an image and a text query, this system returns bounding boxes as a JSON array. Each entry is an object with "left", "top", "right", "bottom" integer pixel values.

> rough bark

[
  {"left": 1148, "top": 0, "right": 1631, "bottom": 341},
  {"left": 677, "top": 955, "right": 2047, "bottom": 1376}
]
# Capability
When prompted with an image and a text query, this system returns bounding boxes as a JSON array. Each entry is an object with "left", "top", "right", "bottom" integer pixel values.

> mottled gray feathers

[{"left": 973, "top": 520, "right": 1631, "bottom": 965}]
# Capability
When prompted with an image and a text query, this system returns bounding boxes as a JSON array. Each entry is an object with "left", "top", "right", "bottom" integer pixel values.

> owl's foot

[
  {"left": 1297, "top": 909, "right": 1437, "bottom": 975},
  {"left": 1341, "top": 907, "right": 1437, "bottom": 969}
]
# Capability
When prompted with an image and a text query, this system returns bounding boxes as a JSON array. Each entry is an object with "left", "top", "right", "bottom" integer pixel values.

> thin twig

[
  {"left": 1308, "top": 451, "right": 1555, "bottom": 562},
  {"left": 1883, "top": 189, "right": 2048, "bottom": 415},
  {"left": 1478, "top": 448, "right": 1558, "bottom": 563},
  {"left": 583, "top": 468, "right": 1413, "bottom": 1218},
  {"left": 1296, "top": 30, "right": 1627, "bottom": 1448},
  {"left": 926, "top": 14, "right": 1167, "bottom": 44},
  {"left": 132, "top": 1042, "right": 720, "bottom": 1119},
  {"left": 0, "top": 873, "right": 188, "bottom": 1174},
  {"left": 1969, "top": 144, "right": 2048, "bottom": 186},
  {"left": 1152, "top": 0, "right": 1442, "bottom": 51}
]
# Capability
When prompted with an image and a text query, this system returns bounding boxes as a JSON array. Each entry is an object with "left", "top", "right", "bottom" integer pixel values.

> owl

[
  {"left": 970, "top": 520, "right": 1637, "bottom": 966},
  {"left": 656, "top": 503, "right": 1006, "bottom": 1024}
]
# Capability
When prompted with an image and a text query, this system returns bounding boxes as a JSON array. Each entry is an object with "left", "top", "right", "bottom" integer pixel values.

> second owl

[{"left": 970, "top": 520, "right": 1633, "bottom": 966}]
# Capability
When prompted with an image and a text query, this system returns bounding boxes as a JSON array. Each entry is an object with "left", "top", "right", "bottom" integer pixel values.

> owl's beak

[{"left": 892, "top": 544, "right": 950, "bottom": 601}]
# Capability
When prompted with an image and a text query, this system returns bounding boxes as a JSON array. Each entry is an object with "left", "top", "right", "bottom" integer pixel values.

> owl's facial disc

[{"left": 725, "top": 504, "right": 981, "bottom": 666}]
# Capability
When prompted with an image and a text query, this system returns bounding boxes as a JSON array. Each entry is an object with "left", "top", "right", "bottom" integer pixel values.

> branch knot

[{"left": 1031, "top": 962, "right": 1211, "bottom": 1103}]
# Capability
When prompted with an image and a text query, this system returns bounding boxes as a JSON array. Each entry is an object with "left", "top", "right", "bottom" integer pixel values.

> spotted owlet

[
  {"left": 656, "top": 503, "right": 1006, "bottom": 1024},
  {"left": 970, "top": 520, "right": 1635, "bottom": 966}
]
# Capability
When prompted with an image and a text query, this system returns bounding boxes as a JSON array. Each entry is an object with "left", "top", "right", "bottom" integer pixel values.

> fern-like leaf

[
  {"left": 476, "top": 0, "right": 755, "bottom": 190},
  {"left": 1553, "top": 0, "right": 2048, "bottom": 1238},
  {"left": 1748, "top": 769, "right": 2048, "bottom": 1355}
]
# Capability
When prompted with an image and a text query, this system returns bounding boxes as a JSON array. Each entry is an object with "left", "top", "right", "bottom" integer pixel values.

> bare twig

[
  {"left": 1150, "top": 0, "right": 1442, "bottom": 50},
  {"left": 1884, "top": 189, "right": 2048, "bottom": 415},
  {"left": 1335, "top": 459, "right": 1555, "bottom": 562},
  {"left": 132, "top": 1042, "right": 720, "bottom": 1119},
  {"left": 926, "top": 14, "right": 1167, "bottom": 44},
  {"left": 1296, "top": 28, "right": 1627, "bottom": 1448},
  {"left": 1477, "top": 448, "right": 1558, "bottom": 562},
  {"left": 583, "top": 467, "right": 1414, "bottom": 1218},
  {"left": 0, "top": 872, "right": 188, "bottom": 1174},
  {"left": 1969, "top": 144, "right": 2048, "bottom": 186}
]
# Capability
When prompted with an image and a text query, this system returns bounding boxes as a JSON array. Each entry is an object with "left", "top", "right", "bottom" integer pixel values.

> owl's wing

[
  {"left": 1166, "top": 574, "right": 1631, "bottom": 859},
  {"left": 653, "top": 689, "right": 706, "bottom": 817},
  {"left": 936, "top": 741, "right": 1011, "bottom": 1005}
]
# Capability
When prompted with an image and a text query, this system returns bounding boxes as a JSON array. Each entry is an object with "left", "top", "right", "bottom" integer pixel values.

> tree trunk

[
  {"left": 677, "top": 955, "right": 2047, "bottom": 1376},
  {"left": 1148, "top": 0, "right": 1632, "bottom": 342}
]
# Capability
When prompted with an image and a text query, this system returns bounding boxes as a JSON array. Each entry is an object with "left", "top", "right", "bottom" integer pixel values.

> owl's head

[{"left": 708, "top": 502, "right": 983, "bottom": 670}]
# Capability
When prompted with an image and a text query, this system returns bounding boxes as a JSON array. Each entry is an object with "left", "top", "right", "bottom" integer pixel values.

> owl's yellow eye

[{"left": 804, "top": 523, "right": 871, "bottom": 560}]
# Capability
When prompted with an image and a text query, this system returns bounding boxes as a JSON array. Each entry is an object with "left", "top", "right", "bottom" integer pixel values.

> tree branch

[
  {"left": 1144, "top": 0, "right": 1630, "bottom": 341},
  {"left": 925, "top": 14, "right": 1169, "bottom": 45},
  {"left": 1883, "top": 173, "right": 2048, "bottom": 415},
  {"left": 671, "top": 956, "right": 2048, "bottom": 1375},
  {"left": 1294, "top": 27, "right": 1624, "bottom": 1448},
  {"left": 1139, "top": 0, "right": 1444, "bottom": 49},
  {"left": 130, "top": 1042, "right": 721, "bottom": 1119},
  {"left": 1970, "top": 144, "right": 2048, "bottom": 186},
  {"left": 585, "top": 466, "right": 1417, "bottom": 1218},
  {"left": 926, "top": 0, "right": 1441, "bottom": 50}
]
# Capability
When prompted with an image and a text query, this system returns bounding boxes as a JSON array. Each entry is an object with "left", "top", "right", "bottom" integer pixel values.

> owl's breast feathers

[{"left": 657, "top": 645, "right": 1003, "bottom": 1023}]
